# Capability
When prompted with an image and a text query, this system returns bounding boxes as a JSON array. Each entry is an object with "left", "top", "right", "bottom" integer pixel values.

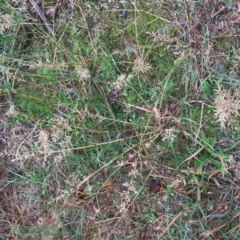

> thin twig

[
  {"left": 16, "top": 120, "right": 39, "bottom": 158},
  {"left": 29, "top": 0, "right": 54, "bottom": 36}
]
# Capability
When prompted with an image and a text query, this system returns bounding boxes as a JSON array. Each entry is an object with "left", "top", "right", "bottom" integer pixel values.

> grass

[{"left": 1, "top": 0, "right": 240, "bottom": 239}]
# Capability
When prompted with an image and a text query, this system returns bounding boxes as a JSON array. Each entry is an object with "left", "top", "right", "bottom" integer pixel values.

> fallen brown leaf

[
  {"left": 191, "top": 28, "right": 202, "bottom": 40},
  {"left": 76, "top": 189, "right": 89, "bottom": 200},
  {"left": 147, "top": 180, "right": 163, "bottom": 193},
  {"left": 101, "top": 181, "right": 113, "bottom": 189},
  {"left": 86, "top": 202, "right": 94, "bottom": 211}
]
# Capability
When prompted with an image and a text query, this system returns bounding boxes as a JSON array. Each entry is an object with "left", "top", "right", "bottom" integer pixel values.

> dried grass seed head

[
  {"left": 113, "top": 74, "right": 133, "bottom": 91},
  {"left": 214, "top": 85, "right": 240, "bottom": 128},
  {"left": 75, "top": 65, "right": 91, "bottom": 80},
  {"left": 133, "top": 58, "right": 152, "bottom": 74}
]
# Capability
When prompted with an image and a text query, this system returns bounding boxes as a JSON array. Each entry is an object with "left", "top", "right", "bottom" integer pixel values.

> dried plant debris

[
  {"left": 0, "top": 167, "right": 8, "bottom": 189},
  {"left": 214, "top": 85, "right": 240, "bottom": 129}
]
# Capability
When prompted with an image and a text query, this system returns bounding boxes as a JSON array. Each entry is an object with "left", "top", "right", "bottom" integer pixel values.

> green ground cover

[{"left": 1, "top": 0, "right": 240, "bottom": 239}]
